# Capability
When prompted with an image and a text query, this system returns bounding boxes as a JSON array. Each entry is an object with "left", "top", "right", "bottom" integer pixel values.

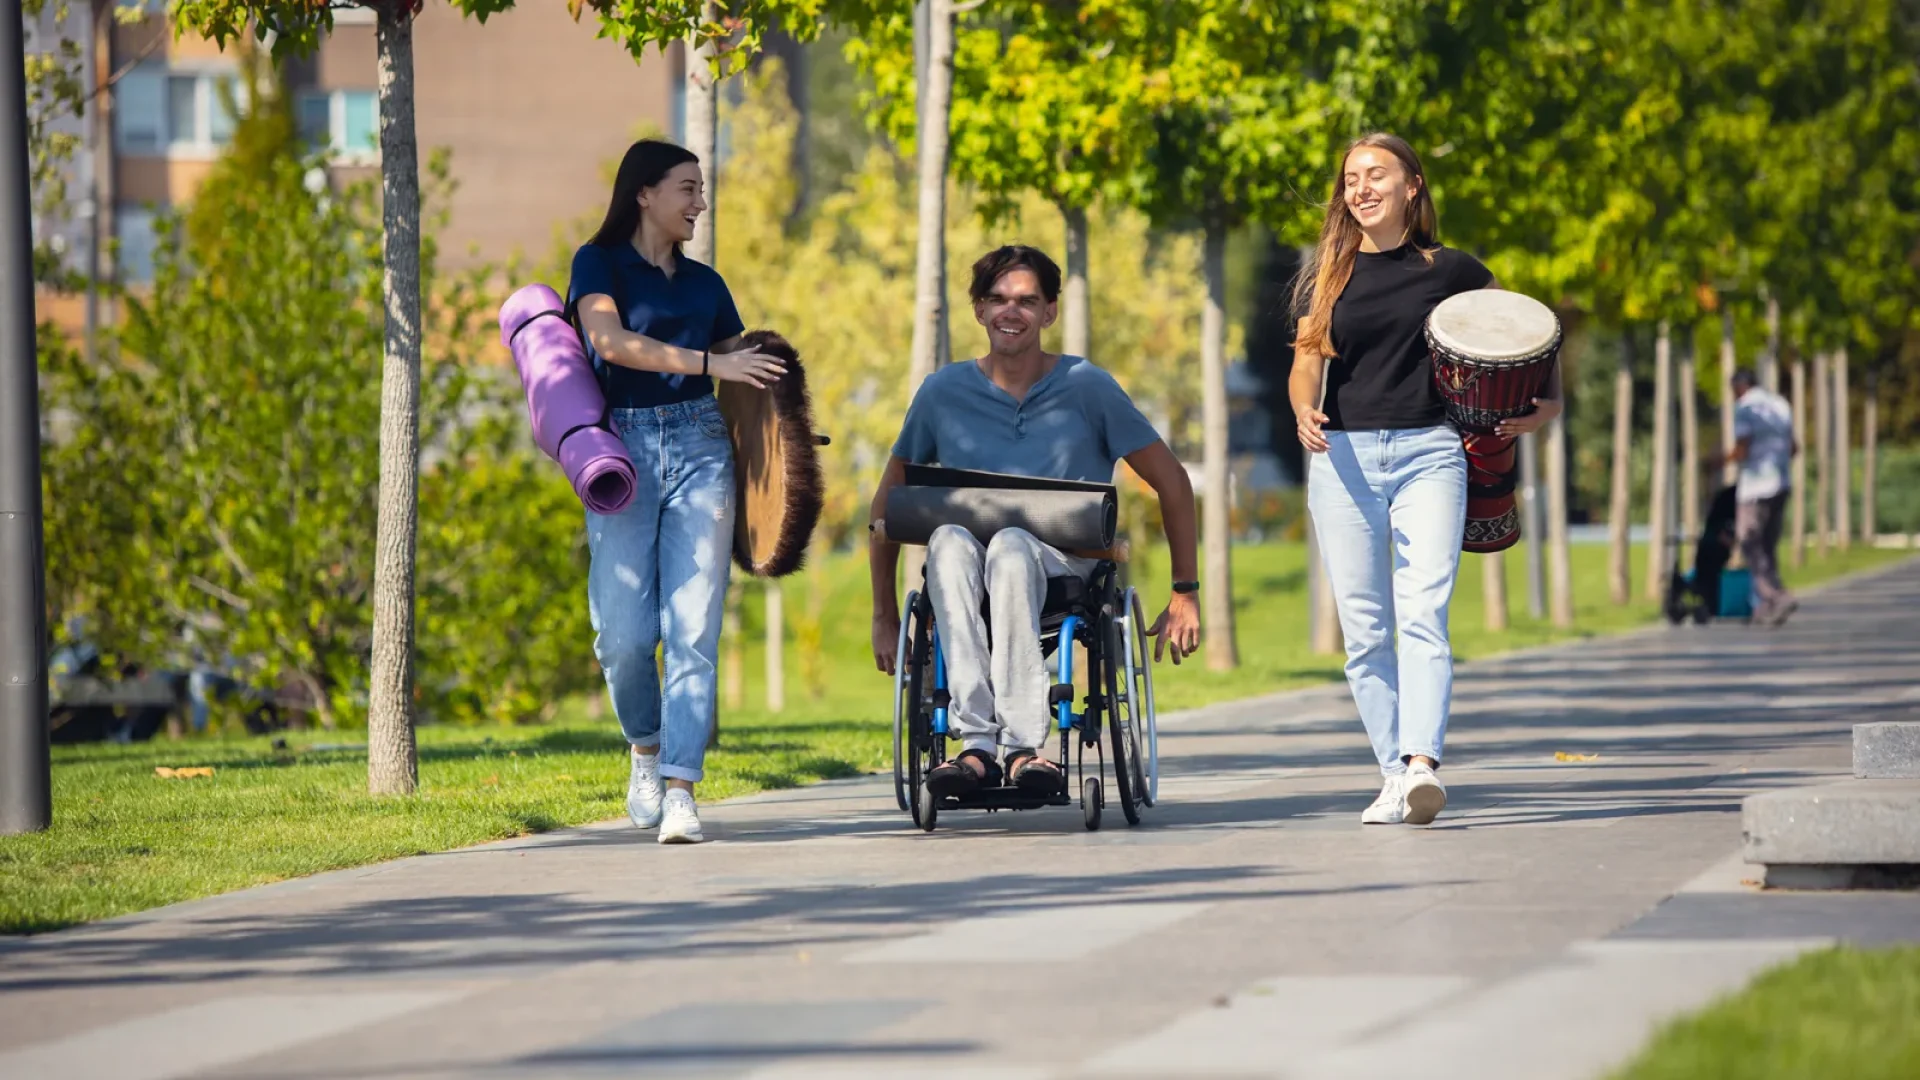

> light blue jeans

[
  {"left": 1307, "top": 425, "right": 1467, "bottom": 777},
  {"left": 586, "top": 397, "right": 735, "bottom": 783}
]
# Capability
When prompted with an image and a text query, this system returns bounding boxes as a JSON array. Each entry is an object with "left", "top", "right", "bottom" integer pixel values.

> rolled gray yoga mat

[{"left": 886, "top": 485, "right": 1117, "bottom": 551}]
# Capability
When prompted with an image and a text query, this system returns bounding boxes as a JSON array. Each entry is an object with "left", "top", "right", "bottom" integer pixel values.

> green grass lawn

[
  {"left": 1, "top": 541, "right": 1904, "bottom": 934},
  {"left": 1610, "top": 946, "right": 1920, "bottom": 1080}
]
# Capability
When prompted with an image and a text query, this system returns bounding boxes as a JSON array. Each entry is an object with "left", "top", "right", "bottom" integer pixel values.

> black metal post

[{"left": 0, "top": 0, "right": 53, "bottom": 835}]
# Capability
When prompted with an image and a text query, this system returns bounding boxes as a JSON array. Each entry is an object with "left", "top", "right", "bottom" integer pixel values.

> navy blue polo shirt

[{"left": 567, "top": 242, "right": 745, "bottom": 408}]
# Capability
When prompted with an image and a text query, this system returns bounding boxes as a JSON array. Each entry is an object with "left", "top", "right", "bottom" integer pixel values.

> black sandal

[
  {"left": 926, "top": 749, "right": 1001, "bottom": 797},
  {"left": 1005, "top": 752, "right": 1065, "bottom": 796}
]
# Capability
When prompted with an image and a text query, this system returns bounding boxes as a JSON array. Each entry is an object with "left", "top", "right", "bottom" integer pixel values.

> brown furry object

[{"left": 715, "top": 330, "right": 826, "bottom": 578}]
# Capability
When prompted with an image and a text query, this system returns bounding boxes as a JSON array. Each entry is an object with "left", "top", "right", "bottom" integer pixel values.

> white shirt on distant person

[{"left": 1733, "top": 387, "right": 1794, "bottom": 502}]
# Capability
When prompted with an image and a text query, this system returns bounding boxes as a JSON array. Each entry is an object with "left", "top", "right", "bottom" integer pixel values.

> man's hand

[
  {"left": 872, "top": 612, "right": 902, "bottom": 675},
  {"left": 1148, "top": 592, "right": 1201, "bottom": 664},
  {"left": 1493, "top": 397, "right": 1562, "bottom": 438},
  {"left": 1295, "top": 403, "right": 1330, "bottom": 453}
]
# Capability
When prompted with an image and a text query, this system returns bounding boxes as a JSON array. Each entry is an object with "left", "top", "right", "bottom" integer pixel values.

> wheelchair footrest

[{"left": 935, "top": 785, "right": 1075, "bottom": 811}]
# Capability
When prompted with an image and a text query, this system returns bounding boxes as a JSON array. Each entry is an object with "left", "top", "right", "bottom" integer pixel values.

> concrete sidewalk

[{"left": 3, "top": 558, "right": 1918, "bottom": 1080}]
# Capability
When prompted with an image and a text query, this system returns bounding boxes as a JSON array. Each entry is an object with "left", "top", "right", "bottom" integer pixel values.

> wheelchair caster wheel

[
  {"left": 1083, "top": 776, "right": 1102, "bottom": 831},
  {"left": 916, "top": 784, "right": 938, "bottom": 832}
]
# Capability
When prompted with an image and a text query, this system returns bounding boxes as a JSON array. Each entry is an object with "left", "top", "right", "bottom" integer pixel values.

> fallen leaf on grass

[
  {"left": 555, "top": 774, "right": 574, "bottom": 782},
  {"left": 482, "top": 774, "right": 500, "bottom": 786},
  {"left": 1553, "top": 752, "right": 1599, "bottom": 763},
  {"left": 155, "top": 766, "right": 214, "bottom": 779}
]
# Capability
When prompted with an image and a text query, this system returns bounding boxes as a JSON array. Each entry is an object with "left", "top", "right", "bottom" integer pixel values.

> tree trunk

[
  {"left": 723, "top": 584, "right": 743, "bottom": 709},
  {"left": 1519, "top": 431, "right": 1546, "bottom": 619},
  {"left": 1062, "top": 203, "right": 1090, "bottom": 360},
  {"left": 1546, "top": 411, "right": 1574, "bottom": 628},
  {"left": 900, "top": 0, "right": 953, "bottom": 593},
  {"left": 1862, "top": 373, "right": 1878, "bottom": 544},
  {"left": 1679, "top": 340, "right": 1701, "bottom": 544},
  {"left": 1483, "top": 551, "right": 1510, "bottom": 631},
  {"left": 684, "top": 12, "right": 719, "bottom": 266},
  {"left": 765, "top": 583, "right": 784, "bottom": 712},
  {"left": 367, "top": 7, "right": 421, "bottom": 796},
  {"left": 783, "top": 33, "right": 810, "bottom": 224},
  {"left": 1762, "top": 292, "right": 1781, "bottom": 393},
  {"left": 1306, "top": 504, "right": 1340, "bottom": 655},
  {"left": 907, "top": 0, "right": 953, "bottom": 394},
  {"left": 1606, "top": 336, "right": 1635, "bottom": 605},
  {"left": 84, "top": 0, "right": 111, "bottom": 364},
  {"left": 1790, "top": 357, "right": 1808, "bottom": 567},
  {"left": 1645, "top": 321, "right": 1674, "bottom": 600},
  {"left": 1814, "top": 351, "right": 1832, "bottom": 557},
  {"left": 682, "top": 18, "right": 740, "bottom": 730},
  {"left": 1833, "top": 346, "right": 1851, "bottom": 549},
  {"left": 1200, "top": 224, "right": 1237, "bottom": 670},
  {"left": 1720, "top": 309, "right": 1738, "bottom": 488}
]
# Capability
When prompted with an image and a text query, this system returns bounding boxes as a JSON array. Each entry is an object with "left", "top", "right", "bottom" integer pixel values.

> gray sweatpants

[
  {"left": 925, "top": 524, "right": 1096, "bottom": 757},
  {"left": 1735, "top": 492, "right": 1792, "bottom": 613}
]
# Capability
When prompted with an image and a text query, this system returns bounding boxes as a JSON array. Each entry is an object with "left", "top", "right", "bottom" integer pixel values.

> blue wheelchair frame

[{"left": 928, "top": 613, "right": 1084, "bottom": 739}]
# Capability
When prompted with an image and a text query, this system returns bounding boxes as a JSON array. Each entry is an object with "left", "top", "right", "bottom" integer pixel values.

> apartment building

[{"left": 40, "top": 1, "right": 684, "bottom": 333}]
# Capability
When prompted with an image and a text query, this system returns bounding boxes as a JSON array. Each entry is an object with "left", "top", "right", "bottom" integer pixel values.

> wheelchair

[{"left": 890, "top": 558, "right": 1159, "bottom": 832}]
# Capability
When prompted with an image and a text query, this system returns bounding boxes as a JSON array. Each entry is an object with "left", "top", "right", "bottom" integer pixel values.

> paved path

[{"left": 5, "top": 559, "right": 1919, "bottom": 1080}]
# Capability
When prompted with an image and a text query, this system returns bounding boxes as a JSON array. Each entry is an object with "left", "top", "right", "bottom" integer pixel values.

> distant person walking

[
  {"left": 1288, "top": 132, "right": 1561, "bottom": 826},
  {"left": 1724, "top": 368, "right": 1798, "bottom": 625}
]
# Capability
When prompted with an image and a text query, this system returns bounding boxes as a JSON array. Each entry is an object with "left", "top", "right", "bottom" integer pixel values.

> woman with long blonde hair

[{"left": 1289, "top": 133, "right": 1559, "bottom": 825}]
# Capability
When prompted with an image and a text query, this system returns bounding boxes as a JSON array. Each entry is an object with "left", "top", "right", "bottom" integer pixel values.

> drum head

[
  {"left": 717, "top": 331, "right": 824, "bottom": 578},
  {"left": 1428, "top": 289, "right": 1560, "bottom": 363}
]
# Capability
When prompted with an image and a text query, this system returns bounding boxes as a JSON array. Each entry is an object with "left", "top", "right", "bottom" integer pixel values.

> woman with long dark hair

[
  {"left": 570, "top": 139, "right": 785, "bottom": 844},
  {"left": 1289, "top": 133, "right": 1559, "bottom": 826}
]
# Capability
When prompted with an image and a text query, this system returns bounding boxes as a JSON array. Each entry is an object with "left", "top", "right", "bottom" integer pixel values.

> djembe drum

[
  {"left": 716, "top": 330, "right": 829, "bottom": 578},
  {"left": 1426, "top": 290, "right": 1561, "bottom": 553}
]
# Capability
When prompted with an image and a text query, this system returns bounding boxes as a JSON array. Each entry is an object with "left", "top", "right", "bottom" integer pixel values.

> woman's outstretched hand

[{"left": 709, "top": 348, "right": 786, "bottom": 389}]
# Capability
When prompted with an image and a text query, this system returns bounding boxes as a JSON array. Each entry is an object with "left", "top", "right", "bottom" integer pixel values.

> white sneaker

[
  {"left": 658, "top": 789, "right": 705, "bottom": 844},
  {"left": 626, "top": 750, "right": 663, "bottom": 830},
  {"left": 1403, "top": 761, "right": 1447, "bottom": 825},
  {"left": 1362, "top": 774, "right": 1407, "bottom": 825}
]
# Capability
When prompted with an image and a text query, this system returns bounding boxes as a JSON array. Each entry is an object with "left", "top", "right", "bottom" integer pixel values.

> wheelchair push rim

[
  {"left": 1120, "top": 587, "right": 1159, "bottom": 807},
  {"left": 891, "top": 589, "right": 919, "bottom": 813}
]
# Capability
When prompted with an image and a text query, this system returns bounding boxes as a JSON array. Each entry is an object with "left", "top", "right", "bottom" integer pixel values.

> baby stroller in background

[{"left": 1664, "top": 485, "right": 1754, "bottom": 625}]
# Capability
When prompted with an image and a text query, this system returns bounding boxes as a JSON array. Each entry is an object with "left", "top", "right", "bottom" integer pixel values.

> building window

[
  {"left": 115, "top": 64, "right": 239, "bottom": 156},
  {"left": 296, "top": 90, "right": 379, "bottom": 161},
  {"left": 115, "top": 67, "right": 165, "bottom": 154},
  {"left": 116, "top": 205, "right": 160, "bottom": 285}
]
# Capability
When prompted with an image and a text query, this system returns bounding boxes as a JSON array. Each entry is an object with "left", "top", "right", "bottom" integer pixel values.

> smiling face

[
  {"left": 1342, "top": 145, "right": 1420, "bottom": 239},
  {"left": 637, "top": 161, "right": 706, "bottom": 246},
  {"left": 973, "top": 268, "right": 1057, "bottom": 353}
]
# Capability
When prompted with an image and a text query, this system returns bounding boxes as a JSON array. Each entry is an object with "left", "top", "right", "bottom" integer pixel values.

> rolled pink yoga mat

[{"left": 499, "top": 283, "right": 637, "bottom": 515}]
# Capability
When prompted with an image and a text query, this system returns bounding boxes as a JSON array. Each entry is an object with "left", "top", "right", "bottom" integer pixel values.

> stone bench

[{"left": 1742, "top": 720, "right": 1920, "bottom": 889}]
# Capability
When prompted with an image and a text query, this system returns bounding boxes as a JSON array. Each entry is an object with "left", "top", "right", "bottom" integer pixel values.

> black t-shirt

[{"left": 1323, "top": 244, "right": 1493, "bottom": 430}]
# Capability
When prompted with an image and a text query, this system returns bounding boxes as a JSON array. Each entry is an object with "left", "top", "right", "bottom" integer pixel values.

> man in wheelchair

[{"left": 869, "top": 245, "right": 1201, "bottom": 799}]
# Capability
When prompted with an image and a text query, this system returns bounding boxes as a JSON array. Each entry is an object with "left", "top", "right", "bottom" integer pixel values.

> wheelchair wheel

[
  {"left": 1120, "top": 587, "right": 1159, "bottom": 807},
  {"left": 1102, "top": 614, "right": 1142, "bottom": 826},
  {"left": 1083, "top": 775, "right": 1102, "bottom": 831},
  {"left": 891, "top": 591, "right": 921, "bottom": 813}
]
